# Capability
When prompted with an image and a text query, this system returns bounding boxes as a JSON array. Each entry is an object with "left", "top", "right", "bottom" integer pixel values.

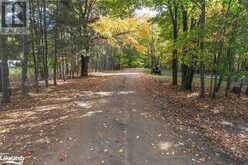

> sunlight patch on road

[
  {"left": 81, "top": 91, "right": 136, "bottom": 98},
  {"left": 76, "top": 102, "right": 93, "bottom": 109},
  {"left": 187, "top": 92, "right": 199, "bottom": 98},
  {"left": 35, "top": 105, "right": 60, "bottom": 112},
  {"left": 118, "top": 91, "right": 136, "bottom": 95},
  {"left": 158, "top": 142, "right": 173, "bottom": 151},
  {"left": 95, "top": 92, "right": 113, "bottom": 96},
  {"left": 0, "top": 128, "right": 10, "bottom": 134},
  {"left": 82, "top": 111, "right": 103, "bottom": 117}
]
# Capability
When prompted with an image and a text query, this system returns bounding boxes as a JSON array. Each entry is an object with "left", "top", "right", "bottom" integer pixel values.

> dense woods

[
  {"left": 0, "top": 0, "right": 248, "bottom": 103},
  {"left": 0, "top": 1, "right": 248, "bottom": 164}
]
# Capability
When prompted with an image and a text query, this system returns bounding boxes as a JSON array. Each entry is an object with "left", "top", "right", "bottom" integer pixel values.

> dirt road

[
  {"left": 5, "top": 69, "right": 238, "bottom": 165},
  {"left": 28, "top": 69, "right": 216, "bottom": 165}
]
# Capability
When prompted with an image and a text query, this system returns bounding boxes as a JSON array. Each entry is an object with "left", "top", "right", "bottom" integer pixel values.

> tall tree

[
  {"left": 43, "top": 0, "right": 49, "bottom": 87},
  {"left": 54, "top": 0, "right": 59, "bottom": 85},
  {"left": 29, "top": 0, "right": 39, "bottom": 91},
  {"left": 0, "top": 37, "right": 11, "bottom": 103},
  {"left": 181, "top": 4, "right": 189, "bottom": 90},
  {"left": 211, "top": 0, "right": 233, "bottom": 97},
  {"left": 21, "top": 35, "right": 29, "bottom": 96},
  {"left": 0, "top": 62, "right": 2, "bottom": 92},
  {"left": 199, "top": 0, "right": 206, "bottom": 98},
  {"left": 168, "top": 0, "right": 179, "bottom": 86}
]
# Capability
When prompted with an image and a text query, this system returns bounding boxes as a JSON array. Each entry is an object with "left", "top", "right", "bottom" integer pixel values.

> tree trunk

[
  {"left": 225, "top": 18, "right": 238, "bottom": 96},
  {"left": 181, "top": 7, "right": 189, "bottom": 90},
  {"left": 216, "top": 73, "right": 223, "bottom": 93},
  {"left": 54, "top": 0, "right": 59, "bottom": 86},
  {"left": 225, "top": 75, "right": 232, "bottom": 97},
  {"left": 168, "top": 2, "right": 179, "bottom": 86},
  {"left": 184, "top": 17, "right": 197, "bottom": 91},
  {"left": 1, "top": 58, "right": 11, "bottom": 104},
  {"left": 225, "top": 48, "right": 232, "bottom": 97},
  {"left": 213, "top": 0, "right": 232, "bottom": 97},
  {"left": 246, "top": 85, "right": 248, "bottom": 96},
  {"left": 29, "top": 0, "right": 39, "bottom": 91},
  {"left": 37, "top": 0, "right": 45, "bottom": 82},
  {"left": 181, "top": 64, "right": 187, "bottom": 89},
  {"left": 0, "top": 64, "right": 2, "bottom": 92},
  {"left": 80, "top": 55, "right": 89, "bottom": 77},
  {"left": 199, "top": 0, "right": 206, "bottom": 98},
  {"left": 172, "top": 30, "right": 178, "bottom": 86},
  {"left": 62, "top": 56, "right": 66, "bottom": 81},
  {"left": 199, "top": 62, "right": 205, "bottom": 97},
  {"left": 209, "top": 73, "right": 214, "bottom": 97},
  {"left": 185, "top": 67, "right": 194, "bottom": 90},
  {"left": 238, "top": 78, "right": 244, "bottom": 97},
  {"left": 1, "top": 37, "right": 11, "bottom": 103},
  {"left": 43, "top": 0, "right": 49, "bottom": 87},
  {"left": 66, "top": 63, "right": 69, "bottom": 76},
  {"left": 21, "top": 35, "right": 29, "bottom": 96}
]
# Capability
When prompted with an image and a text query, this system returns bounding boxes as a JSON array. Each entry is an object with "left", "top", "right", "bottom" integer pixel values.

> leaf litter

[
  {"left": 0, "top": 76, "right": 108, "bottom": 164},
  {"left": 142, "top": 75, "right": 248, "bottom": 163}
]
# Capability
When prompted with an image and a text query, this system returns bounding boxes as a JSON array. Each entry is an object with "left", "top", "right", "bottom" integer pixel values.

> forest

[
  {"left": 0, "top": 0, "right": 248, "bottom": 102},
  {"left": 0, "top": 0, "right": 248, "bottom": 164}
]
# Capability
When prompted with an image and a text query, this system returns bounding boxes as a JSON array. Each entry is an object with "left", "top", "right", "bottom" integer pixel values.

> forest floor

[{"left": 0, "top": 69, "right": 247, "bottom": 165}]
